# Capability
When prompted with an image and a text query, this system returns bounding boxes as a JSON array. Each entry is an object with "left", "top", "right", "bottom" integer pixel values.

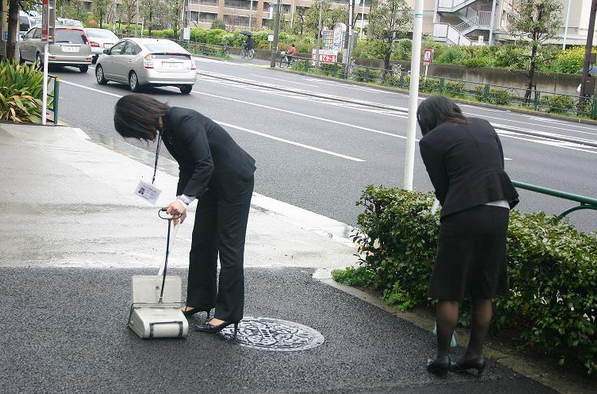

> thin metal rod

[{"left": 159, "top": 218, "right": 172, "bottom": 303}]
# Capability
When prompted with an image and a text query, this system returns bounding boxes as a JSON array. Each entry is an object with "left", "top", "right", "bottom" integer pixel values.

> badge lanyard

[{"left": 152, "top": 131, "right": 162, "bottom": 185}]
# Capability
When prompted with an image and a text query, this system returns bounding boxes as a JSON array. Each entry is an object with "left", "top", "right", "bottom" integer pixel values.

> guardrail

[
  {"left": 512, "top": 180, "right": 597, "bottom": 219},
  {"left": 47, "top": 75, "right": 60, "bottom": 125}
]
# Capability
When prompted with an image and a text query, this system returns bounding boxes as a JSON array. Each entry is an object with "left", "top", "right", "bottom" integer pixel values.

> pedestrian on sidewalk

[
  {"left": 417, "top": 95, "right": 519, "bottom": 378},
  {"left": 114, "top": 94, "right": 256, "bottom": 335}
]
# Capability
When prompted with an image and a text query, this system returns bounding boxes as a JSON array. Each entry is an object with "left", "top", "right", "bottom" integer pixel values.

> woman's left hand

[{"left": 166, "top": 200, "right": 187, "bottom": 225}]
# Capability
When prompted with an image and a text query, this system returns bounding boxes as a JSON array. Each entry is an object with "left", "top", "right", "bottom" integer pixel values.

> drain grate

[{"left": 218, "top": 316, "right": 325, "bottom": 351}]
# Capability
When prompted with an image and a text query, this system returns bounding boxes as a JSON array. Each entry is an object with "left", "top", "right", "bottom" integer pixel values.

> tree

[
  {"left": 119, "top": 0, "right": 137, "bottom": 35},
  {"left": 509, "top": 0, "right": 563, "bottom": 102},
  {"left": 211, "top": 19, "right": 226, "bottom": 30},
  {"left": 5, "top": 0, "right": 40, "bottom": 60},
  {"left": 167, "top": 0, "right": 184, "bottom": 40},
  {"left": 62, "top": 0, "right": 88, "bottom": 22},
  {"left": 141, "top": 0, "right": 166, "bottom": 37},
  {"left": 93, "top": 0, "right": 111, "bottom": 29},
  {"left": 304, "top": 1, "right": 347, "bottom": 40},
  {"left": 367, "top": 0, "right": 411, "bottom": 71}
]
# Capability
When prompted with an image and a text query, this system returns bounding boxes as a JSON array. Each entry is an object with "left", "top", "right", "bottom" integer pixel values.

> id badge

[{"left": 134, "top": 179, "right": 162, "bottom": 205}]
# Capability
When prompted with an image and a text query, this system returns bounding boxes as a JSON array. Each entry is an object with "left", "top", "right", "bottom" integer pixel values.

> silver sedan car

[
  {"left": 84, "top": 28, "right": 119, "bottom": 64},
  {"left": 95, "top": 38, "right": 197, "bottom": 94}
]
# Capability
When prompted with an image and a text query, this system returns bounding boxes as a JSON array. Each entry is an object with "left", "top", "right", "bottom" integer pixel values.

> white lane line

[
  {"left": 497, "top": 129, "right": 597, "bottom": 156},
  {"left": 252, "top": 74, "right": 319, "bottom": 87},
  {"left": 215, "top": 120, "right": 365, "bottom": 162},
  {"left": 60, "top": 79, "right": 123, "bottom": 98},
  {"left": 194, "top": 89, "right": 408, "bottom": 140},
  {"left": 57, "top": 79, "right": 365, "bottom": 163}
]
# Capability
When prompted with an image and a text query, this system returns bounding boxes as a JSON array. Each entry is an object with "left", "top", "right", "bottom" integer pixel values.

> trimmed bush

[
  {"left": 540, "top": 94, "right": 576, "bottom": 114},
  {"left": 0, "top": 60, "right": 48, "bottom": 123},
  {"left": 474, "top": 86, "right": 511, "bottom": 105},
  {"left": 337, "top": 186, "right": 597, "bottom": 374},
  {"left": 443, "top": 81, "right": 466, "bottom": 97}
]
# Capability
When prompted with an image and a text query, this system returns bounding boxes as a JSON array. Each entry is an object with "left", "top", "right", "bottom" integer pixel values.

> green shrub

[
  {"left": 420, "top": 77, "right": 440, "bottom": 93},
  {"left": 474, "top": 86, "right": 511, "bottom": 105},
  {"left": 435, "top": 47, "right": 463, "bottom": 64},
  {"left": 551, "top": 46, "right": 587, "bottom": 74},
  {"left": 463, "top": 56, "right": 489, "bottom": 68},
  {"left": 492, "top": 44, "right": 528, "bottom": 68},
  {"left": 332, "top": 266, "right": 375, "bottom": 287},
  {"left": 211, "top": 19, "right": 226, "bottom": 30},
  {"left": 318, "top": 62, "right": 344, "bottom": 76},
  {"left": 539, "top": 94, "right": 576, "bottom": 114},
  {"left": 443, "top": 81, "right": 466, "bottom": 97},
  {"left": 341, "top": 185, "right": 597, "bottom": 374},
  {"left": 0, "top": 60, "right": 48, "bottom": 123},
  {"left": 353, "top": 67, "right": 380, "bottom": 82}
]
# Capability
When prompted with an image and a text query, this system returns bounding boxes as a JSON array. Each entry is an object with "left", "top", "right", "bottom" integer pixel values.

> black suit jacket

[
  {"left": 162, "top": 107, "right": 256, "bottom": 201},
  {"left": 419, "top": 117, "right": 519, "bottom": 218}
]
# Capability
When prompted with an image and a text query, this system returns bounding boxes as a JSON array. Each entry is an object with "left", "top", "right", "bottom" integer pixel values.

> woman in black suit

[
  {"left": 114, "top": 94, "right": 256, "bottom": 335},
  {"left": 417, "top": 96, "right": 519, "bottom": 378}
]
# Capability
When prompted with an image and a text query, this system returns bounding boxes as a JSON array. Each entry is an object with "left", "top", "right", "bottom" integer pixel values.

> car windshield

[
  {"left": 55, "top": 29, "right": 88, "bottom": 44},
  {"left": 144, "top": 42, "right": 186, "bottom": 53},
  {"left": 88, "top": 30, "right": 117, "bottom": 39}
]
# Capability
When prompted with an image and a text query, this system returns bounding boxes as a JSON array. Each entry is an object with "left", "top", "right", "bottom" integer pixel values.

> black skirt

[{"left": 429, "top": 204, "right": 510, "bottom": 301}]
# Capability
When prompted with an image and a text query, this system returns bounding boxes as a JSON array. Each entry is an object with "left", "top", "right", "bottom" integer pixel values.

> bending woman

[
  {"left": 114, "top": 94, "right": 256, "bottom": 334},
  {"left": 417, "top": 95, "right": 519, "bottom": 378}
]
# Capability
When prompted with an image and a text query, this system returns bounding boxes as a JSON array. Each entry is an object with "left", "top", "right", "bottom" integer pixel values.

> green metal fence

[
  {"left": 512, "top": 180, "right": 597, "bottom": 219},
  {"left": 286, "top": 57, "right": 595, "bottom": 120},
  {"left": 47, "top": 75, "right": 60, "bottom": 125}
]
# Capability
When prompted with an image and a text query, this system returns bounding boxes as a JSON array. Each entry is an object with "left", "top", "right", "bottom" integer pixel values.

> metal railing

[
  {"left": 47, "top": 75, "right": 60, "bottom": 125},
  {"left": 512, "top": 181, "right": 597, "bottom": 219}
]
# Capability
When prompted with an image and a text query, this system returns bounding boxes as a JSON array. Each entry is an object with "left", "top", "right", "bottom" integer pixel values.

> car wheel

[
  {"left": 129, "top": 71, "right": 141, "bottom": 92},
  {"left": 79, "top": 65, "right": 89, "bottom": 73},
  {"left": 35, "top": 53, "right": 43, "bottom": 69},
  {"left": 96, "top": 64, "right": 107, "bottom": 85},
  {"left": 179, "top": 85, "right": 193, "bottom": 95},
  {"left": 92, "top": 56, "right": 98, "bottom": 65}
]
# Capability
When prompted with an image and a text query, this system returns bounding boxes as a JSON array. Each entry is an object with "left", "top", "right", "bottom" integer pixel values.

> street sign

[
  {"left": 311, "top": 49, "right": 338, "bottom": 64},
  {"left": 422, "top": 48, "right": 433, "bottom": 66},
  {"left": 41, "top": 0, "right": 49, "bottom": 43}
]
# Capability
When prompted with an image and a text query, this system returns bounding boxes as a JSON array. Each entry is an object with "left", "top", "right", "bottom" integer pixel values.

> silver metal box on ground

[{"left": 127, "top": 275, "right": 188, "bottom": 339}]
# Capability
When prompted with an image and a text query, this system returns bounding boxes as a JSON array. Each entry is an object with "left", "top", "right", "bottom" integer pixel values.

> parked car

[
  {"left": 84, "top": 28, "right": 119, "bottom": 64},
  {"left": 19, "top": 11, "right": 33, "bottom": 39},
  {"left": 18, "top": 26, "right": 93, "bottom": 73},
  {"left": 95, "top": 38, "right": 197, "bottom": 94},
  {"left": 56, "top": 18, "right": 85, "bottom": 28}
]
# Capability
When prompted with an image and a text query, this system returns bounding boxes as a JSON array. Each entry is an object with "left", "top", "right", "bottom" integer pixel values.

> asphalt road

[{"left": 51, "top": 58, "right": 597, "bottom": 232}]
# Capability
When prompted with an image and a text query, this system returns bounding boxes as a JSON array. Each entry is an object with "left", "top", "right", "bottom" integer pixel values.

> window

[
  {"left": 32, "top": 28, "right": 41, "bottom": 39},
  {"left": 19, "top": 16, "right": 31, "bottom": 33},
  {"left": 55, "top": 29, "right": 88, "bottom": 44},
  {"left": 110, "top": 41, "right": 127, "bottom": 55},
  {"left": 123, "top": 42, "right": 141, "bottom": 55}
]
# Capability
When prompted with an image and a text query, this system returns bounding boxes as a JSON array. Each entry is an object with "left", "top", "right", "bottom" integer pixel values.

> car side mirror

[
  {"left": 20, "top": 34, "right": 26, "bottom": 40},
  {"left": 103, "top": 48, "right": 110, "bottom": 55}
]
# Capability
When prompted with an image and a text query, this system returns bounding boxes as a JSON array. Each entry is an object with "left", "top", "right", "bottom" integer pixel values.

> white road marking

[
  {"left": 253, "top": 74, "right": 319, "bottom": 87},
  {"left": 215, "top": 120, "right": 365, "bottom": 162},
  {"left": 57, "top": 79, "right": 366, "bottom": 163}
]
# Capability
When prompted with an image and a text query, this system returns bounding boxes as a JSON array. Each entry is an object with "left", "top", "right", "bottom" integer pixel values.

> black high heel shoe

[
  {"left": 182, "top": 307, "right": 211, "bottom": 319},
  {"left": 452, "top": 357, "right": 487, "bottom": 377},
  {"left": 426, "top": 356, "right": 452, "bottom": 379},
  {"left": 195, "top": 320, "right": 240, "bottom": 335}
]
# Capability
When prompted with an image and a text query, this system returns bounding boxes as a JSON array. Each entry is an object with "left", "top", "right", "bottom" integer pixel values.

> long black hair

[
  {"left": 113, "top": 94, "right": 170, "bottom": 141},
  {"left": 417, "top": 95, "right": 468, "bottom": 136}
]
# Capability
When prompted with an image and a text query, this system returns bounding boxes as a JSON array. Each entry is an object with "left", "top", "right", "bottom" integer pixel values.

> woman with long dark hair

[
  {"left": 417, "top": 96, "right": 519, "bottom": 378},
  {"left": 114, "top": 94, "right": 256, "bottom": 335}
]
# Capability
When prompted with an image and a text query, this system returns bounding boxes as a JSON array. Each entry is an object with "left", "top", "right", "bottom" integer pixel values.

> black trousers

[{"left": 186, "top": 177, "right": 253, "bottom": 322}]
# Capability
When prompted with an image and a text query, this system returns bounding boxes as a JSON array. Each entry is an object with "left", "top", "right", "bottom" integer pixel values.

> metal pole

[
  {"left": 345, "top": 0, "right": 354, "bottom": 65},
  {"left": 290, "top": 0, "right": 295, "bottom": 30},
  {"left": 269, "top": 0, "right": 281, "bottom": 67},
  {"left": 112, "top": 0, "right": 117, "bottom": 33},
  {"left": 249, "top": 0, "right": 254, "bottom": 30},
  {"left": 135, "top": 0, "right": 139, "bottom": 37},
  {"left": 563, "top": 0, "right": 572, "bottom": 49},
  {"left": 488, "top": 0, "right": 497, "bottom": 45},
  {"left": 403, "top": 0, "right": 424, "bottom": 191},
  {"left": 316, "top": 1, "right": 322, "bottom": 67},
  {"left": 360, "top": 0, "right": 365, "bottom": 38},
  {"left": 42, "top": 43, "right": 49, "bottom": 126},
  {"left": 581, "top": 0, "right": 597, "bottom": 97}
]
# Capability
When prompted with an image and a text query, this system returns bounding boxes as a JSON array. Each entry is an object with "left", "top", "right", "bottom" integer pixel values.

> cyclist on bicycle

[
  {"left": 287, "top": 44, "right": 297, "bottom": 65},
  {"left": 244, "top": 36, "right": 255, "bottom": 52}
]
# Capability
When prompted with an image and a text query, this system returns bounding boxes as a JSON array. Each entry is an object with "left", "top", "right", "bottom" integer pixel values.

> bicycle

[
  {"left": 240, "top": 46, "right": 255, "bottom": 59},
  {"left": 278, "top": 51, "right": 294, "bottom": 68}
]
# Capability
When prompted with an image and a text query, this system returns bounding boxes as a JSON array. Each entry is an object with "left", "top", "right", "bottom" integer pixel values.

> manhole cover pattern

[{"left": 219, "top": 316, "right": 325, "bottom": 351}]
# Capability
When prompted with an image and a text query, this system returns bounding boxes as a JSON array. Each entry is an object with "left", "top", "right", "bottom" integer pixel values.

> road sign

[
  {"left": 41, "top": 0, "right": 49, "bottom": 42},
  {"left": 311, "top": 49, "right": 338, "bottom": 64},
  {"left": 422, "top": 48, "right": 433, "bottom": 66}
]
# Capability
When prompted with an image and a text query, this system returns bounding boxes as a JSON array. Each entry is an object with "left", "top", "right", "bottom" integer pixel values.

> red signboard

[
  {"left": 41, "top": 0, "right": 49, "bottom": 43},
  {"left": 423, "top": 49, "right": 433, "bottom": 66},
  {"left": 311, "top": 49, "right": 338, "bottom": 64}
]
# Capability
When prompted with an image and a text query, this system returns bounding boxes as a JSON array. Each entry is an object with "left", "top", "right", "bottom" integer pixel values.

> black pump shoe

[
  {"left": 182, "top": 307, "right": 211, "bottom": 319},
  {"left": 195, "top": 320, "right": 240, "bottom": 335},
  {"left": 426, "top": 356, "right": 452, "bottom": 379},
  {"left": 452, "top": 357, "right": 487, "bottom": 376}
]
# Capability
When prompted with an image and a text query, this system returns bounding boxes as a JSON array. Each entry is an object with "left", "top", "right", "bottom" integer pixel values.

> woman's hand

[{"left": 166, "top": 200, "right": 187, "bottom": 225}]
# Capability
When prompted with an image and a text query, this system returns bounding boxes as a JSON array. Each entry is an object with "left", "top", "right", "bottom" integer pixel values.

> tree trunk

[
  {"left": 384, "top": 47, "right": 391, "bottom": 73},
  {"left": 149, "top": 11, "right": 153, "bottom": 37},
  {"left": 100, "top": 10, "right": 104, "bottom": 29},
  {"left": 6, "top": 0, "right": 19, "bottom": 59},
  {"left": 525, "top": 43, "right": 538, "bottom": 103}
]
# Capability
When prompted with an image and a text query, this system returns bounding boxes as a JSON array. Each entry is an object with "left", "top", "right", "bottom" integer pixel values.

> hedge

[
  {"left": 334, "top": 186, "right": 597, "bottom": 374},
  {"left": 0, "top": 60, "right": 48, "bottom": 123}
]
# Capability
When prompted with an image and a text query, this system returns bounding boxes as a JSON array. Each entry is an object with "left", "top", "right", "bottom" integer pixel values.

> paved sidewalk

[{"left": 0, "top": 123, "right": 560, "bottom": 393}]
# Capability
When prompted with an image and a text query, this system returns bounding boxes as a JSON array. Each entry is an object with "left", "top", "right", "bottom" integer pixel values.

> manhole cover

[{"left": 218, "top": 316, "right": 325, "bottom": 351}]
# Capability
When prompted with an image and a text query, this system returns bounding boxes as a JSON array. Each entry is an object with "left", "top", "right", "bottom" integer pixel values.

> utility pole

[
  {"left": 344, "top": 0, "right": 355, "bottom": 66},
  {"left": 563, "top": 0, "right": 572, "bottom": 49},
  {"left": 135, "top": 0, "right": 139, "bottom": 37},
  {"left": 316, "top": 1, "right": 323, "bottom": 67},
  {"left": 403, "top": 0, "right": 424, "bottom": 191},
  {"left": 269, "top": 0, "right": 281, "bottom": 68},
  {"left": 249, "top": 0, "right": 254, "bottom": 30},
  {"left": 112, "top": 0, "right": 117, "bottom": 33},
  {"left": 580, "top": 0, "right": 597, "bottom": 98},
  {"left": 488, "top": 0, "right": 497, "bottom": 45}
]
